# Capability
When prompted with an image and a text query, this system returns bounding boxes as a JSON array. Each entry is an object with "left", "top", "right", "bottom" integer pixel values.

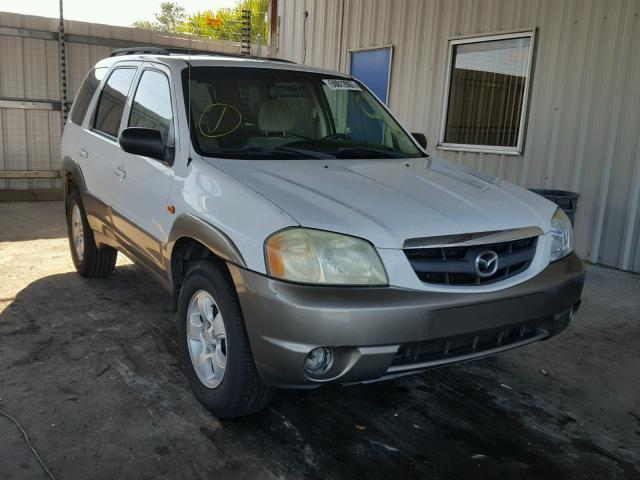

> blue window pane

[{"left": 350, "top": 48, "right": 392, "bottom": 104}]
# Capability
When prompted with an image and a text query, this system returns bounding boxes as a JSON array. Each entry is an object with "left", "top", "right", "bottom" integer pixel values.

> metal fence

[
  {"left": 276, "top": 0, "right": 640, "bottom": 273},
  {"left": 0, "top": 12, "right": 250, "bottom": 191}
]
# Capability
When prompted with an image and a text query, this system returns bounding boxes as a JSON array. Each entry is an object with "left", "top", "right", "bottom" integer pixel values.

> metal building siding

[
  {"left": 0, "top": 12, "right": 247, "bottom": 191},
  {"left": 278, "top": 0, "right": 640, "bottom": 272}
]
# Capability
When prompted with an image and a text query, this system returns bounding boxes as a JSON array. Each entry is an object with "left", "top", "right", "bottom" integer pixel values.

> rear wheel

[
  {"left": 65, "top": 189, "right": 117, "bottom": 277},
  {"left": 177, "top": 261, "right": 273, "bottom": 418}
]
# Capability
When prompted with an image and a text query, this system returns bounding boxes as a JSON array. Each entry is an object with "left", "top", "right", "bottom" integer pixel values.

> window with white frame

[{"left": 440, "top": 31, "right": 535, "bottom": 154}]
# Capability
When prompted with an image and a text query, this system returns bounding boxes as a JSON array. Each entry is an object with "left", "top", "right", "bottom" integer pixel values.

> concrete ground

[{"left": 0, "top": 201, "right": 638, "bottom": 480}]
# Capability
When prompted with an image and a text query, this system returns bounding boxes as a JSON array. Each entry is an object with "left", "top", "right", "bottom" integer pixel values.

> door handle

[
  {"left": 113, "top": 165, "right": 127, "bottom": 179},
  {"left": 78, "top": 148, "right": 88, "bottom": 159}
]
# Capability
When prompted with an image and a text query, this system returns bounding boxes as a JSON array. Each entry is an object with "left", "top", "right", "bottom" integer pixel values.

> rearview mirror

[
  {"left": 411, "top": 132, "right": 427, "bottom": 150},
  {"left": 120, "top": 127, "right": 166, "bottom": 161}
]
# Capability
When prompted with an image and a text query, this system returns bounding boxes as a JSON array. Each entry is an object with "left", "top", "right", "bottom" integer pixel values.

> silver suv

[{"left": 61, "top": 48, "right": 585, "bottom": 418}]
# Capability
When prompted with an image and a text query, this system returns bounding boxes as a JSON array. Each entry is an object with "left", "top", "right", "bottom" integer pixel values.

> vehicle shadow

[{"left": 0, "top": 266, "right": 635, "bottom": 480}]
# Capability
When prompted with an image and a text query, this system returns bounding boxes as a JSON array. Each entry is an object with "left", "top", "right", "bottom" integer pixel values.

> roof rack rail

[
  {"left": 110, "top": 46, "right": 296, "bottom": 63},
  {"left": 110, "top": 47, "right": 171, "bottom": 57}
]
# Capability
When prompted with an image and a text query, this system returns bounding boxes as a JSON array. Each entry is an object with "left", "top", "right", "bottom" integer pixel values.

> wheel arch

[
  {"left": 166, "top": 214, "right": 246, "bottom": 311},
  {"left": 61, "top": 156, "right": 87, "bottom": 198}
]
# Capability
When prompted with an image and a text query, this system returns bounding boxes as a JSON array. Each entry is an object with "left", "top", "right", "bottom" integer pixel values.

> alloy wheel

[{"left": 186, "top": 290, "right": 228, "bottom": 388}]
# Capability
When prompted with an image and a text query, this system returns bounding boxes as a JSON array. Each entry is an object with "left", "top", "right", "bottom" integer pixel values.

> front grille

[
  {"left": 390, "top": 323, "right": 546, "bottom": 369},
  {"left": 404, "top": 236, "right": 537, "bottom": 285}
]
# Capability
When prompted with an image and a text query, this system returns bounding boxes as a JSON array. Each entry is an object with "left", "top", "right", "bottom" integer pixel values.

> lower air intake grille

[{"left": 391, "top": 323, "right": 545, "bottom": 369}]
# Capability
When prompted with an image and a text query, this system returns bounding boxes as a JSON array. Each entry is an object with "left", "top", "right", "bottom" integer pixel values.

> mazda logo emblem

[{"left": 475, "top": 250, "right": 499, "bottom": 277}]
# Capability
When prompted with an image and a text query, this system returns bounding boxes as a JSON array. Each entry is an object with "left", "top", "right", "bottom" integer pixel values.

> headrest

[{"left": 258, "top": 99, "right": 294, "bottom": 133}]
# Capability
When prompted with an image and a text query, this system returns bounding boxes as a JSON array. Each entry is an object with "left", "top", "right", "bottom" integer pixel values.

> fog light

[{"left": 304, "top": 347, "right": 333, "bottom": 376}]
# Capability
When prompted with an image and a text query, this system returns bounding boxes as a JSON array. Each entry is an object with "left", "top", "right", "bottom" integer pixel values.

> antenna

[{"left": 186, "top": 21, "right": 193, "bottom": 167}]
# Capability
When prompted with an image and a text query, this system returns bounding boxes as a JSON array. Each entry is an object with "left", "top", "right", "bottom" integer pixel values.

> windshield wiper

[
  {"left": 272, "top": 146, "right": 334, "bottom": 159},
  {"left": 205, "top": 147, "right": 298, "bottom": 159},
  {"left": 335, "top": 146, "right": 406, "bottom": 158},
  {"left": 206, "top": 145, "right": 404, "bottom": 160},
  {"left": 217, "top": 145, "right": 328, "bottom": 160}
]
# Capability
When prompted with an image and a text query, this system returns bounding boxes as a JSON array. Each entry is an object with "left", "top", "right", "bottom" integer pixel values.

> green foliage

[
  {"left": 132, "top": 2, "right": 186, "bottom": 33},
  {"left": 133, "top": 0, "right": 269, "bottom": 44}
]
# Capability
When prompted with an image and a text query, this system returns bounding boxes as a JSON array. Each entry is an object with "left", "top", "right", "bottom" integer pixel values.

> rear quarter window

[{"left": 69, "top": 67, "right": 107, "bottom": 125}]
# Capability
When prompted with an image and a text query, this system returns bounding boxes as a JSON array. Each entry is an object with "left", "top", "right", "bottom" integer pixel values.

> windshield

[{"left": 182, "top": 67, "right": 425, "bottom": 160}]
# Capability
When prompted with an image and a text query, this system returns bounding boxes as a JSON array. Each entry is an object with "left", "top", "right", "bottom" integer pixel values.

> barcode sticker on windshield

[{"left": 323, "top": 79, "right": 362, "bottom": 91}]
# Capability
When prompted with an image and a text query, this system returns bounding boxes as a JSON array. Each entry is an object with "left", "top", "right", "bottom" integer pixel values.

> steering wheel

[
  {"left": 283, "top": 133, "right": 311, "bottom": 140},
  {"left": 355, "top": 94, "right": 383, "bottom": 120},
  {"left": 321, "top": 133, "right": 349, "bottom": 141}
]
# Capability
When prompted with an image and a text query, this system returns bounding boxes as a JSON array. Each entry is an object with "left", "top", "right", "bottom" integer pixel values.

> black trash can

[{"left": 529, "top": 189, "right": 580, "bottom": 225}]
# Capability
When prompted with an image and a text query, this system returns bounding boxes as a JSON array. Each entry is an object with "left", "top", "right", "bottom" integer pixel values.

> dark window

[
  {"left": 442, "top": 33, "right": 534, "bottom": 152},
  {"left": 93, "top": 68, "right": 136, "bottom": 138},
  {"left": 182, "top": 67, "right": 424, "bottom": 160},
  {"left": 70, "top": 67, "right": 107, "bottom": 125},
  {"left": 128, "top": 70, "right": 173, "bottom": 145}
]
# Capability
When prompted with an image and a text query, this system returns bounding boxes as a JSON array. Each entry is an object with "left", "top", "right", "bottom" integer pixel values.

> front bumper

[{"left": 228, "top": 253, "right": 585, "bottom": 388}]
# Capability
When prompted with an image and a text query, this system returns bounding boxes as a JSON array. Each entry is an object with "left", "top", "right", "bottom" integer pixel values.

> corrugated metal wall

[
  {"left": 277, "top": 0, "right": 640, "bottom": 272},
  {"left": 0, "top": 12, "right": 246, "bottom": 191}
]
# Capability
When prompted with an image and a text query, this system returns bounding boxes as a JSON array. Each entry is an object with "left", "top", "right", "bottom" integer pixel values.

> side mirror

[
  {"left": 411, "top": 132, "right": 427, "bottom": 150},
  {"left": 119, "top": 127, "right": 166, "bottom": 161}
]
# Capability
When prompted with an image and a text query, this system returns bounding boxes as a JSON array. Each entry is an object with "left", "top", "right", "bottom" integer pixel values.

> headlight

[
  {"left": 549, "top": 208, "right": 574, "bottom": 261},
  {"left": 265, "top": 228, "right": 388, "bottom": 285}
]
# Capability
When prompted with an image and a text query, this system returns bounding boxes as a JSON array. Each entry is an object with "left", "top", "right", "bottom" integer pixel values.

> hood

[{"left": 208, "top": 156, "right": 556, "bottom": 248}]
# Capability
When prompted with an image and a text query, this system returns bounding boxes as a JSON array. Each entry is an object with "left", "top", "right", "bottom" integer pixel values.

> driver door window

[{"left": 128, "top": 70, "right": 174, "bottom": 147}]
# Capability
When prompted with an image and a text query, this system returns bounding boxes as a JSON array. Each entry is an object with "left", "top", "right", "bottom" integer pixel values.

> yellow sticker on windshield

[{"left": 322, "top": 79, "right": 362, "bottom": 91}]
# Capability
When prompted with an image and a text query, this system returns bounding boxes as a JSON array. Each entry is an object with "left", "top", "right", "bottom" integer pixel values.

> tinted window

[
  {"left": 70, "top": 67, "right": 107, "bottom": 125},
  {"left": 128, "top": 70, "right": 173, "bottom": 145},
  {"left": 93, "top": 68, "right": 136, "bottom": 138},
  {"left": 183, "top": 67, "right": 423, "bottom": 160}
]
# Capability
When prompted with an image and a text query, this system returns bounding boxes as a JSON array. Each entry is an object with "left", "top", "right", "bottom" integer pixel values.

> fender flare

[
  {"left": 60, "top": 156, "right": 87, "bottom": 195},
  {"left": 165, "top": 213, "right": 247, "bottom": 270},
  {"left": 165, "top": 214, "right": 247, "bottom": 310}
]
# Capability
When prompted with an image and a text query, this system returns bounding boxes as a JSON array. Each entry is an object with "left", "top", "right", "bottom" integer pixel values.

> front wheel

[{"left": 177, "top": 261, "right": 273, "bottom": 418}]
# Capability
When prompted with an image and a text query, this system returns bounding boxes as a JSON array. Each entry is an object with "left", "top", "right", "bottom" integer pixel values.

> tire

[
  {"left": 66, "top": 188, "right": 117, "bottom": 278},
  {"left": 177, "top": 261, "right": 274, "bottom": 418}
]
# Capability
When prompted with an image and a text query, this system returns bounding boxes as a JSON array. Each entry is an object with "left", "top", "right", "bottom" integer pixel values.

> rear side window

[
  {"left": 70, "top": 67, "right": 107, "bottom": 125},
  {"left": 128, "top": 70, "right": 173, "bottom": 145},
  {"left": 93, "top": 68, "right": 137, "bottom": 138}
]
